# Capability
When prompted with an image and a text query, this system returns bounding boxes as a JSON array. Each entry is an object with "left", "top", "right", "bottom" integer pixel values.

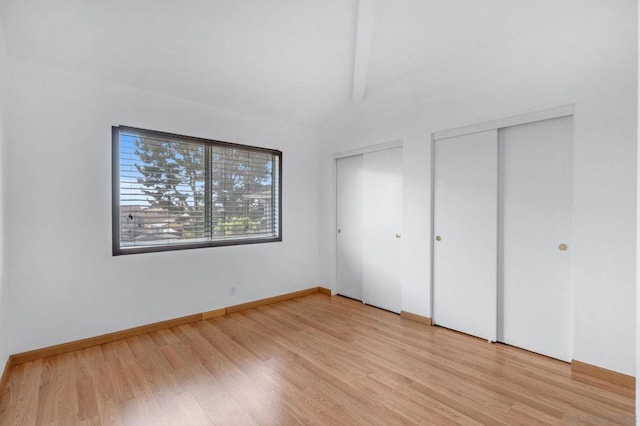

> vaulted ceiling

[{"left": 0, "top": 0, "right": 630, "bottom": 129}]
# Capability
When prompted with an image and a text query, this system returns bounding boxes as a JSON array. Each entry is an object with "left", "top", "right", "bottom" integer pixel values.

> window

[{"left": 112, "top": 126, "right": 282, "bottom": 255}]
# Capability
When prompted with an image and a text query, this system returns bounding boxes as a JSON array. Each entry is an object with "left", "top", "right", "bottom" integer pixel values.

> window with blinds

[{"left": 112, "top": 126, "right": 282, "bottom": 255}]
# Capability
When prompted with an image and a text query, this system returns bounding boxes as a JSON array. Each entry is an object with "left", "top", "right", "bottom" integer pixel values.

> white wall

[
  {"left": 320, "top": 1, "right": 637, "bottom": 375},
  {"left": 636, "top": 0, "right": 639, "bottom": 417},
  {"left": 1, "top": 56, "right": 322, "bottom": 354},
  {"left": 0, "top": 16, "right": 8, "bottom": 366}
]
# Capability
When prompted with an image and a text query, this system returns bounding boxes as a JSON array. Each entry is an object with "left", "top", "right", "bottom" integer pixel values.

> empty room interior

[{"left": 0, "top": 0, "right": 638, "bottom": 424}]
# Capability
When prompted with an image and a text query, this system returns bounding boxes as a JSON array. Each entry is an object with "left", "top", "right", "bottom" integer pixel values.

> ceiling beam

[{"left": 351, "top": 0, "right": 375, "bottom": 104}]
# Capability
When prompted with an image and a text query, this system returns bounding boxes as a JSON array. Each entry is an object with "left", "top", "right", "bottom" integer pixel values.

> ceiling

[{"left": 0, "top": 0, "right": 628, "bottom": 129}]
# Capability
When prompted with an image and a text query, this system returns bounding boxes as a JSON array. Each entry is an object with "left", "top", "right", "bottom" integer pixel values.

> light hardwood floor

[{"left": 0, "top": 294, "right": 634, "bottom": 425}]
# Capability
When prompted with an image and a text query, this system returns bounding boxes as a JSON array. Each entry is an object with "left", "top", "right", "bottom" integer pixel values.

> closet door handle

[
  {"left": 558, "top": 243, "right": 568, "bottom": 251},
  {"left": 435, "top": 235, "right": 442, "bottom": 241},
  {"left": 395, "top": 233, "right": 401, "bottom": 239}
]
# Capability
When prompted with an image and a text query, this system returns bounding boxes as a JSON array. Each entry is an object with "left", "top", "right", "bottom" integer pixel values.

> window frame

[{"left": 112, "top": 125, "right": 282, "bottom": 256}]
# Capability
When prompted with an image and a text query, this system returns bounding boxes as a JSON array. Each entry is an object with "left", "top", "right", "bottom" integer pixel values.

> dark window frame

[{"left": 112, "top": 126, "right": 282, "bottom": 256}]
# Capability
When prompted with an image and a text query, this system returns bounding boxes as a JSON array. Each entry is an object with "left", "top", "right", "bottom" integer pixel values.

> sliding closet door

[
  {"left": 336, "top": 155, "right": 364, "bottom": 300},
  {"left": 362, "top": 147, "right": 403, "bottom": 313},
  {"left": 336, "top": 147, "right": 403, "bottom": 312},
  {"left": 433, "top": 130, "right": 498, "bottom": 341},
  {"left": 500, "top": 117, "right": 573, "bottom": 361}
]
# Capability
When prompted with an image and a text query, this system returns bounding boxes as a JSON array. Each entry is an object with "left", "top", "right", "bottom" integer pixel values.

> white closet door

[
  {"left": 500, "top": 117, "right": 573, "bottom": 361},
  {"left": 433, "top": 130, "right": 498, "bottom": 341},
  {"left": 336, "top": 155, "right": 364, "bottom": 300},
  {"left": 362, "top": 147, "right": 403, "bottom": 313}
]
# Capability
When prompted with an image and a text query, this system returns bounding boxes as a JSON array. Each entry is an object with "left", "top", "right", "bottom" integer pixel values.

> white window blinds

[{"left": 113, "top": 126, "right": 281, "bottom": 255}]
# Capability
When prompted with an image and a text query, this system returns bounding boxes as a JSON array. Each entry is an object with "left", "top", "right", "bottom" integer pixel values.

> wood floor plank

[
  {"left": 55, "top": 352, "right": 80, "bottom": 421},
  {"left": 34, "top": 357, "right": 57, "bottom": 425},
  {"left": 0, "top": 293, "right": 635, "bottom": 425}
]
